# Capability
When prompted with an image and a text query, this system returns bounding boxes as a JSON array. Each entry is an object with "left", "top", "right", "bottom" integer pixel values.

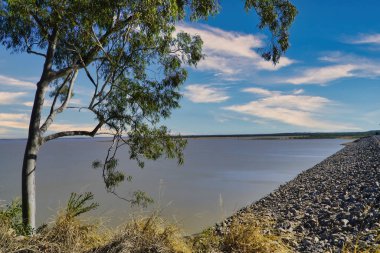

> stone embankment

[{"left": 216, "top": 136, "right": 380, "bottom": 252}]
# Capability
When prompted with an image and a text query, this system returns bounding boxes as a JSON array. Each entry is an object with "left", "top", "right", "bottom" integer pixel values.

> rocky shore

[{"left": 216, "top": 136, "right": 380, "bottom": 252}]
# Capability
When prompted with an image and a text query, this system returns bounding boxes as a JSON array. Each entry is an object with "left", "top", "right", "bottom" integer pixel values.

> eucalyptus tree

[{"left": 0, "top": 0, "right": 297, "bottom": 230}]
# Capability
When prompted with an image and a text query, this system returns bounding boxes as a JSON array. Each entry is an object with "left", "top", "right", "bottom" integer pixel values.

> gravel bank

[{"left": 216, "top": 136, "right": 380, "bottom": 252}]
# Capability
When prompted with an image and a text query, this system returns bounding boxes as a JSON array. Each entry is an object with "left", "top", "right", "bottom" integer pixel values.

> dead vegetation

[
  {"left": 0, "top": 198, "right": 291, "bottom": 253},
  {"left": 88, "top": 214, "right": 192, "bottom": 253},
  {"left": 191, "top": 213, "right": 293, "bottom": 253},
  {"left": 1, "top": 195, "right": 379, "bottom": 253},
  {"left": 0, "top": 194, "right": 112, "bottom": 253}
]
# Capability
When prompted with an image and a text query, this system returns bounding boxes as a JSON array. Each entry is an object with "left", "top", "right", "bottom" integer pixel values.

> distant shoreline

[
  {"left": 181, "top": 130, "right": 380, "bottom": 140},
  {"left": 1, "top": 130, "right": 379, "bottom": 141}
]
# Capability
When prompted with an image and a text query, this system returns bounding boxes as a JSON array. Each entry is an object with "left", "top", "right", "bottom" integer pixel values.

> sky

[{"left": 1, "top": 0, "right": 380, "bottom": 138}]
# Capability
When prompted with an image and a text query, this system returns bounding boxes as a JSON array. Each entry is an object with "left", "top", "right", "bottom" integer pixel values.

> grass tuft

[
  {"left": 0, "top": 194, "right": 112, "bottom": 253},
  {"left": 89, "top": 213, "right": 192, "bottom": 253},
  {"left": 192, "top": 213, "right": 292, "bottom": 253},
  {"left": 342, "top": 231, "right": 380, "bottom": 253}
]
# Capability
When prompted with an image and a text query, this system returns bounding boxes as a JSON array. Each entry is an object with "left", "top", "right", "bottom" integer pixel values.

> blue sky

[{"left": 1, "top": 1, "right": 380, "bottom": 138}]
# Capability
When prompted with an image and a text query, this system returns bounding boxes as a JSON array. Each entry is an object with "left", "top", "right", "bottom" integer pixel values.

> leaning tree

[{"left": 0, "top": 0, "right": 297, "bottom": 230}]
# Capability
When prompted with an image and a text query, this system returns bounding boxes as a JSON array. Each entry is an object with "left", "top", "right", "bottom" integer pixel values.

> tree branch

[
  {"left": 91, "top": 26, "right": 114, "bottom": 65},
  {"left": 42, "top": 122, "right": 104, "bottom": 143},
  {"left": 40, "top": 71, "right": 78, "bottom": 134},
  {"left": 39, "top": 28, "right": 59, "bottom": 84},
  {"left": 26, "top": 48, "right": 47, "bottom": 58},
  {"left": 30, "top": 13, "right": 49, "bottom": 38}
]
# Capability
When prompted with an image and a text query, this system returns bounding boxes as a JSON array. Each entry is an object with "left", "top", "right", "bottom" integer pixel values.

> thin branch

[
  {"left": 110, "top": 191, "right": 132, "bottom": 203},
  {"left": 83, "top": 65, "right": 98, "bottom": 88},
  {"left": 40, "top": 71, "right": 78, "bottom": 134},
  {"left": 49, "top": 74, "right": 72, "bottom": 115},
  {"left": 102, "top": 134, "right": 119, "bottom": 181},
  {"left": 66, "top": 106, "right": 89, "bottom": 111},
  {"left": 89, "top": 70, "right": 115, "bottom": 109},
  {"left": 91, "top": 26, "right": 114, "bottom": 65},
  {"left": 26, "top": 48, "right": 47, "bottom": 58},
  {"left": 100, "top": 134, "right": 135, "bottom": 203},
  {"left": 30, "top": 13, "right": 49, "bottom": 38},
  {"left": 73, "top": 48, "right": 98, "bottom": 88}
]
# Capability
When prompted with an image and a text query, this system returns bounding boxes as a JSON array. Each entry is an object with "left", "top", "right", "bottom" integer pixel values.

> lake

[{"left": 0, "top": 138, "right": 346, "bottom": 234}]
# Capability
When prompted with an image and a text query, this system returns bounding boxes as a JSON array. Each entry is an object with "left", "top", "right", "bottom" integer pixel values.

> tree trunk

[{"left": 22, "top": 82, "right": 47, "bottom": 231}]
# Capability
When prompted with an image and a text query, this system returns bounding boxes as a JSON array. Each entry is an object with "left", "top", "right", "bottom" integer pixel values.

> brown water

[{"left": 0, "top": 138, "right": 346, "bottom": 234}]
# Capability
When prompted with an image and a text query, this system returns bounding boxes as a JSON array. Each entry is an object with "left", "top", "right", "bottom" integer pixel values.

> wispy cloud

[
  {"left": 0, "top": 92, "right": 28, "bottom": 104},
  {"left": 284, "top": 51, "right": 380, "bottom": 85},
  {"left": 242, "top": 87, "right": 281, "bottom": 96},
  {"left": 224, "top": 87, "right": 357, "bottom": 130},
  {"left": 347, "top": 33, "right": 380, "bottom": 45},
  {"left": 292, "top": 89, "right": 304, "bottom": 95},
  {"left": 284, "top": 64, "right": 356, "bottom": 85},
  {"left": 184, "top": 84, "right": 229, "bottom": 103},
  {"left": 23, "top": 98, "right": 83, "bottom": 108},
  {"left": 0, "top": 113, "right": 29, "bottom": 129},
  {"left": 0, "top": 113, "right": 96, "bottom": 135},
  {"left": 176, "top": 24, "right": 294, "bottom": 77},
  {"left": 0, "top": 128, "right": 9, "bottom": 135},
  {"left": 49, "top": 123, "right": 96, "bottom": 132},
  {"left": 214, "top": 113, "right": 252, "bottom": 123},
  {"left": 0, "top": 113, "right": 28, "bottom": 121},
  {"left": 0, "top": 75, "right": 35, "bottom": 88}
]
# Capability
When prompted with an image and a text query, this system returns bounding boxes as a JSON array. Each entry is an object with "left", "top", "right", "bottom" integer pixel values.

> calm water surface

[{"left": 0, "top": 138, "right": 346, "bottom": 234}]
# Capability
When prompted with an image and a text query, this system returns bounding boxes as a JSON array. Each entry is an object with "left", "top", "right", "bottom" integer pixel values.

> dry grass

[
  {"left": 5, "top": 198, "right": 379, "bottom": 253},
  {"left": 342, "top": 245, "right": 380, "bottom": 253},
  {"left": 342, "top": 232, "right": 380, "bottom": 253},
  {"left": 1, "top": 206, "right": 295, "bottom": 253},
  {"left": 0, "top": 195, "right": 112, "bottom": 253},
  {"left": 89, "top": 214, "right": 192, "bottom": 253},
  {"left": 192, "top": 213, "right": 293, "bottom": 253},
  {"left": 0, "top": 212, "right": 112, "bottom": 253}
]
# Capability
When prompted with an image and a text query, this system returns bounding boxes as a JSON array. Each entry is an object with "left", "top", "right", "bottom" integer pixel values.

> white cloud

[
  {"left": 49, "top": 123, "right": 96, "bottom": 132},
  {"left": 0, "top": 92, "right": 28, "bottom": 104},
  {"left": 176, "top": 24, "right": 294, "bottom": 77},
  {"left": 69, "top": 98, "right": 83, "bottom": 106},
  {"left": 319, "top": 53, "right": 380, "bottom": 78},
  {"left": 214, "top": 113, "right": 253, "bottom": 124},
  {"left": 348, "top": 34, "right": 380, "bottom": 45},
  {"left": 284, "top": 64, "right": 356, "bottom": 85},
  {"left": 23, "top": 98, "right": 82, "bottom": 108},
  {"left": 292, "top": 89, "right": 304, "bottom": 95},
  {"left": 284, "top": 52, "right": 380, "bottom": 85},
  {"left": 224, "top": 87, "right": 357, "bottom": 130},
  {"left": 0, "top": 75, "right": 35, "bottom": 88},
  {"left": 184, "top": 84, "right": 229, "bottom": 103},
  {"left": 242, "top": 87, "right": 281, "bottom": 96},
  {"left": 0, "top": 121, "right": 29, "bottom": 129},
  {"left": 177, "top": 24, "right": 264, "bottom": 58},
  {"left": 196, "top": 56, "right": 237, "bottom": 75},
  {"left": 23, "top": 101, "right": 35, "bottom": 107},
  {"left": 0, "top": 113, "right": 28, "bottom": 121},
  {"left": 0, "top": 113, "right": 29, "bottom": 129},
  {"left": 0, "top": 113, "right": 96, "bottom": 135}
]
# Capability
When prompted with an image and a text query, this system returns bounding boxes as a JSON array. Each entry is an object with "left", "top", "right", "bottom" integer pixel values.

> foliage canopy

[{"left": 0, "top": 0, "right": 296, "bottom": 226}]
